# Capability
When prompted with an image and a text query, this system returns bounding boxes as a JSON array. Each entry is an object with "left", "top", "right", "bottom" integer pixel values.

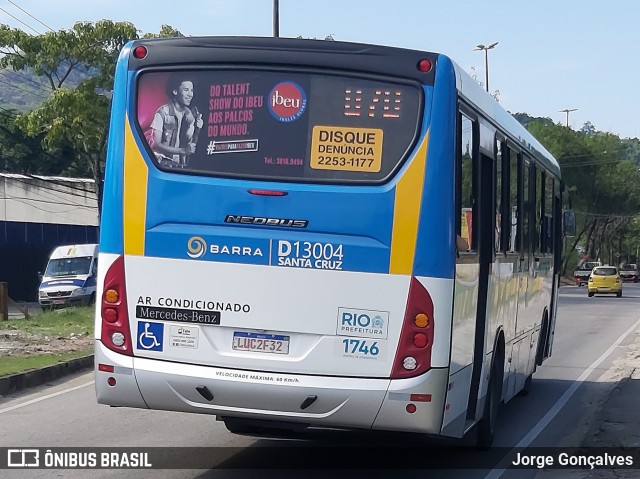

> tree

[
  {"left": 0, "top": 106, "right": 79, "bottom": 173},
  {"left": 143, "top": 25, "right": 184, "bottom": 39},
  {"left": 0, "top": 21, "right": 182, "bottom": 218},
  {"left": 526, "top": 119, "right": 640, "bottom": 274},
  {"left": 0, "top": 20, "right": 139, "bottom": 216}
]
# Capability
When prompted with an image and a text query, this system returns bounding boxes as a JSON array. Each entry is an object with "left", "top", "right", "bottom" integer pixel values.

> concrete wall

[
  {"left": 0, "top": 174, "right": 99, "bottom": 301},
  {"left": 0, "top": 173, "right": 98, "bottom": 225}
]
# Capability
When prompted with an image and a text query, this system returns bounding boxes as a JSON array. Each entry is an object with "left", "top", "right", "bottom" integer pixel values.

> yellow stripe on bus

[
  {"left": 123, "top": 117, "right": 148, "bottom": 256},
  {"left": 389, "top": 133, "right": 429, "bottom": 275}
]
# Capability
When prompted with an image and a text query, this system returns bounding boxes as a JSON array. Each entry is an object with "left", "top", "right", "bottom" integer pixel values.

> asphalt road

[{"left": 2, "top": 282, "right": 640, "bottom": 479}]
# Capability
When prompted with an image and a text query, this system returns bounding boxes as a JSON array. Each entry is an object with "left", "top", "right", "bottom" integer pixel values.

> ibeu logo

[
  {"left": 268, "top": 81, "right": 307, "bottom": 122},
  {"left": 187, "top": 236, "right": 207, "bottom": 259}
]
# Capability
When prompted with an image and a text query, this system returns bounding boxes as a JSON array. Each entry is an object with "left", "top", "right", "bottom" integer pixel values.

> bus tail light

[
  {"left": 391, "top": 277, "right": 434, "bottom": 379},
  {"left": 417, "top": 59, "right": 432, "bottom": 73},
  {"left": 100, "top": 255, "right": 133, "bottom": 356},
  {"left": 133, "top": 45, "right": 148, "bottom": 59}
]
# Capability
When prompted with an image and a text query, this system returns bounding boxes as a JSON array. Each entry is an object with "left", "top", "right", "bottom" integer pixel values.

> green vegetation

[
  {"left": 525, "top": 119, "right": 640, "bottom": 274},
  {"left": 0, "top": 306, "right": 94, "bottom": 377},
  {"left": 0, "top": 350, "right": 92, "bottom": 377},
  {"left": 0, "top": 21, "right": 183, "bottom": 210}
]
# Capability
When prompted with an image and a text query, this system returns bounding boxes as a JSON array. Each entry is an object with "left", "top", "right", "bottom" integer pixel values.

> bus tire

[
  {"left": 535, "top": 313, "right": 549, "bottom": 367},
  {"left": 476, "top": 346, "right": 503, "bottom": 448}
]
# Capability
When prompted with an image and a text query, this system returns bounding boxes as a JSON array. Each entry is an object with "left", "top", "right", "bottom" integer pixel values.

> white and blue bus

[{"left": 95, "top": 37, "right": 563, "bottom": 446}]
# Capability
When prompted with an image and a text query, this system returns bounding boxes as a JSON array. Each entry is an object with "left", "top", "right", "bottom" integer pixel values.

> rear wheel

[
  {"left": 588, "top": 292, "right": 594, "bottom": 297},
  {"left": 476, "top": 350, "right": 503, "bottom": 448},
  {"left": 617, "top": 291, "right": 622, "bottom": 298}
]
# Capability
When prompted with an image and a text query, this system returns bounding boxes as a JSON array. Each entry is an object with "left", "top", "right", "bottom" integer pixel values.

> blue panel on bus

[
  {"left": 144, "top": 225, "right": 391, "bottom": 273},
  {"left": 99, "top": 43, "right": 134, "bottom": 254},
  {"left": 413, "top": 58, "right": 457, "bottom": 279}
]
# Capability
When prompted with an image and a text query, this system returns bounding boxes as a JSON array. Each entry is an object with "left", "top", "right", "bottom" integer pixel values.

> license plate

[
  {"left": 232, "top": 332, "right": 290, "bottom": 354},
  {"left": 53, "top": 299, "right": 66, "bottom": 304}
]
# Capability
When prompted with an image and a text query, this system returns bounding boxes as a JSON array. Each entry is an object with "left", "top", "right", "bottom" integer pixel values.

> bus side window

[
  {"left": 544, "top": 175, "right": 554, "bottom": 253},
  {"left": 507, "top": 148, "right": 520, "bottom": 253},
  {"left": 522, "top": 158, "right": 531, "bottom": 254},
  {"left": 534, "top": 167, "right": 543, "bottom": 254},
  {"left": 494, "top": 138, "right": 502, "bottom": 254},
  {"left": 458, "top": 112, "right": 475, "bottom": 253},
  {"left": 495, "top": 137, "right": 509, "bottom": 254}
]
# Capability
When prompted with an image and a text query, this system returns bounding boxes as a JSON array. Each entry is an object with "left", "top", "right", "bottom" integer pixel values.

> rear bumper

[
  {"left": 95, "top": 341, "right": 448, "bottom": 434},
  {"left": 587, "top": 284, "right": 622, "bottom": 293},
  {"left": 39, "top": 294, "right": 92, "bottom": 308}
]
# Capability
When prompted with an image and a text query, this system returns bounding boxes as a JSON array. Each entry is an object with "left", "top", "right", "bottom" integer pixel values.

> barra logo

[
  {"left": 268, "top": 81, "right": 307, "bottom": 122},
  {"left": 187, "top": 236, "right": 206, "bottom": 259}
]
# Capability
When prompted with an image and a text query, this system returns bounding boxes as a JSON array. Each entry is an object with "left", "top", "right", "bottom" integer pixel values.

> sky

[{"left": 2, "top": 0, "right": 639, "bottom": 138}]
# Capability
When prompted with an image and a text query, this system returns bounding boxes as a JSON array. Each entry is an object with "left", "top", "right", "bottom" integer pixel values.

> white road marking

[
  {"left": 485, "top": 316, "right": 640, "bottom": 479},
  {"left": 0, "top": 380, "right": 94, "bottom": 414}
]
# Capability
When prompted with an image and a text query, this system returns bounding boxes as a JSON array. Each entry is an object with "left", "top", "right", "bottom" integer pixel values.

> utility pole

[
  {"left": 559, "top": 108, "right": 577, "bottom": 127},
  {"left": 273, "top": 0, "right": 279, "bottom": 38}
]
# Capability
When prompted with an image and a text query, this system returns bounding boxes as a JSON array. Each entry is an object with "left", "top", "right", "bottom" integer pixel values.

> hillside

[{"left": 0, "top": 66, "right": 91, "bottom": 112}]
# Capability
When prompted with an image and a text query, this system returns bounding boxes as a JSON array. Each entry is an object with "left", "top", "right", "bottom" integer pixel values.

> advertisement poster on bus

[{"left": 135, "top": 70, "right": 421, "bottom": 183}]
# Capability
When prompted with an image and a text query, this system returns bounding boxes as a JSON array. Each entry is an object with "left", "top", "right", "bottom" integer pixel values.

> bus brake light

[
  {"left": 248, "top": 189, "right": 288, "bottom": 196},
  {"left": 391, "top": 277, "right": 435, "bottom": 379},
  {"left": 100, "top": 255, "right": 133, "bottom": 356}
]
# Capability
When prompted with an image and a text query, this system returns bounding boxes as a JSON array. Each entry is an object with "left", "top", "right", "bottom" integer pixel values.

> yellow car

[{"left": 587, "top": 266, "right": 623, "bottom": 298}]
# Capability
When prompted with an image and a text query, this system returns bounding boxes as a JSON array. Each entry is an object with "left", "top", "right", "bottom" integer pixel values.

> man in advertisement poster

[{"left": 150, "top": 76, "right": 203, "bottom": 167}]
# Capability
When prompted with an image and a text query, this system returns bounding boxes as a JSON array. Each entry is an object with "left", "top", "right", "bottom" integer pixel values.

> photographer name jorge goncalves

[{"left": 512, "top": 452, "right": 634, "bottom": 469}]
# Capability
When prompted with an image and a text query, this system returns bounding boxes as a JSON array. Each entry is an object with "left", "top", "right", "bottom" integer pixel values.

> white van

[{"left": 38, "top": 244, "right": 99, "bottom": 309}]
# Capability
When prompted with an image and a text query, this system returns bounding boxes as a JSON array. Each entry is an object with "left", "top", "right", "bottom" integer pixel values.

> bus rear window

[{"left": 135, "top": 70, "right": 422, "bottom": 183}]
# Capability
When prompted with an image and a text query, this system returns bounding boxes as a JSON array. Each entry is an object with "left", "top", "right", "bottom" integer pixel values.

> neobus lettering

[{"left": 318, "top": 130, "right": 376, "bottom": 145}]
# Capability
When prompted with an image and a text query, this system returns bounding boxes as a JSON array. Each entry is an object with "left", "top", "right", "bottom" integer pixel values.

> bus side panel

[
  {"left": 413, "top": 56, "right": 457, "bottom": 280},
  {"left": 99, "top": 44, "right": 133, "bottom": 255},
  {"left": 442, "top": 263, "right": 478, "bottom": 436},
  {"left": 425, "top": 57, "right": 477, "bottom": 437}
]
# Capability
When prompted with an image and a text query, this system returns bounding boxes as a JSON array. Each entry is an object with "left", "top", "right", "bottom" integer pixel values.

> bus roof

[
  {"left": 450, "top": 59, "right": 560, "bottom": 176},
  {"left": 127, "top": 36, "right": 437, "bottom": 85}
]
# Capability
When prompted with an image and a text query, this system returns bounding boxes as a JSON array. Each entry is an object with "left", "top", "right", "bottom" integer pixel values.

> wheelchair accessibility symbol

[{"left": 137, "top": 321, "right": 164, "bottom": 351}]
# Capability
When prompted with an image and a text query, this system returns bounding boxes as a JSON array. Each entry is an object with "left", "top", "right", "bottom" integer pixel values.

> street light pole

[
  {"left": 559, "top": 108, "right": 578, "bottom": 127},
  {"left": 474, "top": 42, "right": 498, "bottom": 92},
  {"left": 273, "top": 0, "right": 279, "bottom": 38}
]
